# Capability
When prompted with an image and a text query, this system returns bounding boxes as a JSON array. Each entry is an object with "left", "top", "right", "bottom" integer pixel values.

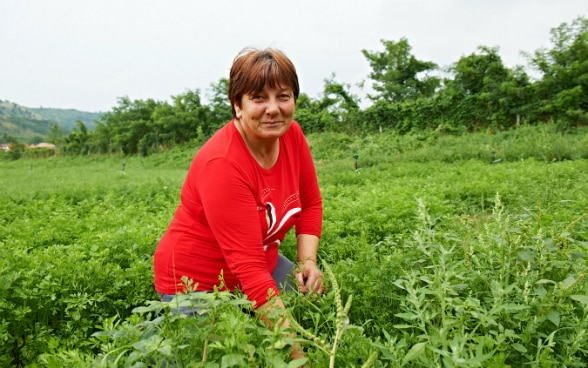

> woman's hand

[
  {"left": 296, "top": 234, "right": 323, "bottom": 294},
  {"left": 296, "top": 259, "right": 323, "bottom": 294},
  {"left": 290, "top": 341, "right": 305, "bottom": 359},
  {"left": 291, "top": 341, "right": 312, "bottom": 366}
]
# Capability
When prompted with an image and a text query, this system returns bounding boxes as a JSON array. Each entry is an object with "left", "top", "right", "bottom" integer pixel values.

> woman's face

[{"left": 234, "top": 84, "right": 295, "bottom": 141}]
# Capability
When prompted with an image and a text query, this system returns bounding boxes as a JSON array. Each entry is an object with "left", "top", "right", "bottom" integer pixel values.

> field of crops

[{"left": 1, "top": 124, "right": 588, "bottom": 367}]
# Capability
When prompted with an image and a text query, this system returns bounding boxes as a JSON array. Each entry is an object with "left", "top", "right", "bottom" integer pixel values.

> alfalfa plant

[{"left": 288, "top": 261, "right": 378, "bottom": 368}]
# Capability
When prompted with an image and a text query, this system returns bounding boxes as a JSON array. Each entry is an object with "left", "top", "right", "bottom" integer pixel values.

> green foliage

[
  {"left": 31, "top": 107, "right": 102, "bottom": 132},
  {"left": 205, "top": 77, "right": 233, "bottom": 134},
  {"left": 46, "top": 123, "right": 64, "bottom": 151},
  {"left": 377, "top": 196, "right": 588, "bottom": 367},
  {"left": 0, "top": 158, "right": 181, "bottom": 366},
  {"left": 0, "top": 100, "right": 101, "bottom": 143},
  {"left": 355, "top": 17, "right": 586, "bottom": 134},
  {"left": 93, "top": 96, "right": 170, "bottom": 155},
  {"left": 442, "top": 46, "right": 527, "bottom": 130},
  {"left": 85, "top": 290, "right": 301, "bottom": 367},
  {"left": 1, "top": 126, "right": 587, "bottom": 366},
  {"left": 63, "top": 120, "right": 91, "bottom": 155},
  {"left": 0, "top": 115, "right": 55, "bottom": 143},
  {"left": 362, "top": 38, "right": 440, "bottom": 103},
  {"left": 88, "top": 83, "right": 230, "bottom": 157},
  {"left": 530, "top": 16, "right": 588, "bottom": 127},
  {"left": 295, "top": 75, "right": 361, "bottom": 134}
]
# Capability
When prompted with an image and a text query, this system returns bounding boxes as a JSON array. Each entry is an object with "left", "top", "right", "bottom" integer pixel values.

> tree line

[{"left": 34, "top": 16, "right": 588, "bottom": 156}]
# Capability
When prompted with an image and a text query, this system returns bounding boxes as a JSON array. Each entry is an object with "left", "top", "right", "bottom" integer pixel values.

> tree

[
  {"left": 498, "top": 66, "right": 532, "bottom": 127},
  {"left": 46, "top": 123, "right": 64, "bottom": 155},
  {"left": 206, "top": 78, "right": 232, "bottom": 135},
  {"left": 450, "top": 46, "right": 509, "bottom": 96},
  {"left": 170, "top": 89, "right": 208, "bottom": 144},
  {"left": 64, "top": 120, "right": 91, "bottom": 155},
  {"left": 94, "top": 96, "right": 165, "bottom": 155},
  {"left": 362, "top": 38, "right": 440, "bottom": 102},
  {"left": 295, "top": 75, "right": 361, "bottom": 133},
  {"left": 441, "top": 46, "right": 525, "bottom": 129},
  {"left": 149, "top": 88, "right": 211, "bottom": 151},
  {"left": 295, "top": 92, "right": 336, "bottom": 134},
  {"left": 92, "top": 118, "right": 115, "bottom": 154},
  {"left": 530, "top": 16, "right": 588, "bottom": 126},
  {"left": 322, "top": 75, "right": 360, "bottom": 113}
]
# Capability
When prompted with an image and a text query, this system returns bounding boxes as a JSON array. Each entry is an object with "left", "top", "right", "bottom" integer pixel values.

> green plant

[
  {"left": 1, "top": 126, "right": 587, "bottom": 366},
  {"left": 288, "top": 261, "right": 375, "bottom": 368}
]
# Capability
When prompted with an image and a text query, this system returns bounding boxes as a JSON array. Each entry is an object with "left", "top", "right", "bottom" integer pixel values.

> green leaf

[
  {"left": 221, "top": 353, "right": 245, "bottom": 368},
  {"left": 570, "top": 295, "right": 588, "bottom": 306},
  {"left": 535, "top": 279, "right": 556, "bottom": 285},
  {"left": 561, "top": 276, "right": 576, "bottom": 289},
  {"left": 465, "top": 350, "right": 496, "bottom": 365},
  {"left": 132, "top": 306, "right": 150, "bottom": 313},
  {"left": 393, "top": 324, "right": 415, "bottom": 329},
  {"left": 502, "top": 303, "right": 528, "bottom": 312},
  {"left": 273, "top": 339, "right": 287, "bottom": 349},
  {"left": 546, "top": 309, "right": 560, "bottom": 327},
  {"left": 517, "top": 251, "right": 534, "bottom": 262},
  {"left": 402, "top": 342, "right": 427, "bottom": 365},
  {"left": 288, "top": 358, "right": 309, "bottom": 368},
  {"left": 395, "top": 312, "right": 419, "bottom": 320},
  {"left": 511, "top": 343, "right": 527, "bottom": 353}
]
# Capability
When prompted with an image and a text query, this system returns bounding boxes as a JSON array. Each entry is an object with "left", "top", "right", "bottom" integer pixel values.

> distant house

[
  {"left": 0, "top": 143, "right": 11, "bottom": 151},
  {"left": 29, "top": 142, "right": 56, "bottom": 150}
]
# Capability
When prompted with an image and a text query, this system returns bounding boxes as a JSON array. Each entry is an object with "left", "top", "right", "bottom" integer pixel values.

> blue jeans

[{"left": 159, "top": 253, "right": 296, "bottom": 313}]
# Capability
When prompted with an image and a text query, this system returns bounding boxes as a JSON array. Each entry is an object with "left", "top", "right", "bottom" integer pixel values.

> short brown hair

[{"left": 228, "top": 47, "right": 300, "bottom": 118}]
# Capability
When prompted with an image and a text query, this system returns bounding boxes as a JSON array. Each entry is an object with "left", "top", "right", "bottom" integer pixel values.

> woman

[{"left": 153, "top": 47, "right": 323, "bottom": 360}]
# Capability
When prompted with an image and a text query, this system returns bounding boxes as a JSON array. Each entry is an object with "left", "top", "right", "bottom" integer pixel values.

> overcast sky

[{"left": 1, "top": 0, "right": 586, "bottom": 112}]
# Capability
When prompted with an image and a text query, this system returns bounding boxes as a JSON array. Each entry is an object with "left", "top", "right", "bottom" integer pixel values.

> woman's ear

[{"left": 234, "top": 104, "right": 242, "bottom": 119}]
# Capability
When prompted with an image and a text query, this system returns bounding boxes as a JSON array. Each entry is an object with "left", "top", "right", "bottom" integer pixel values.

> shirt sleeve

[{"left": 197, "top": 157, "right": 279, "bottom": 308}]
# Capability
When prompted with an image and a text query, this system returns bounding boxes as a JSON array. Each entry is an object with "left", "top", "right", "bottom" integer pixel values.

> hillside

[
  {"left": 0, "top": 100, "right": 102, "bottom": 143},
  {"left": 31, "top": 106, "right": 102, "bottom": 132}
]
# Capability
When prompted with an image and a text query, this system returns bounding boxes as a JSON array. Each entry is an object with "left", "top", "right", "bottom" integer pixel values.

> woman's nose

[{"left": 265, "top": 98, "right": 279, "bottom": 115}]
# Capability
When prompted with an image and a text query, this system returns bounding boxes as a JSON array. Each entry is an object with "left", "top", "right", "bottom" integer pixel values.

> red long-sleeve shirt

[{"left": 153, "top": 120, "right": 322, "bottom": 308}]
